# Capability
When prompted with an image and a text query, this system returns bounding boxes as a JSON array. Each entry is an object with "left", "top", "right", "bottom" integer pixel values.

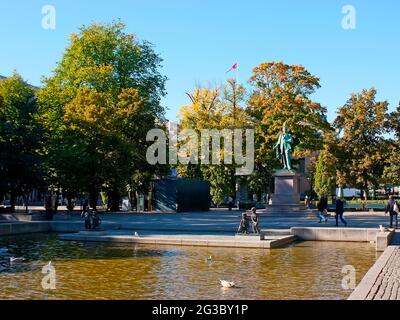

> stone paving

[
  {"left": 57, "top": 209, "right": 394, "bottom": 234},
  {"left": 2, "top": 208, "right": 395, "bottom": 235},
  {"left": 349, "top": 231, "right": 400, "bottom": 300}
]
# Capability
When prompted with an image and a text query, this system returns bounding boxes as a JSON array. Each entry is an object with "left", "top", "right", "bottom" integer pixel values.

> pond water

[{"left": 0, "top": 234, "right": 379, "bottom": 300}]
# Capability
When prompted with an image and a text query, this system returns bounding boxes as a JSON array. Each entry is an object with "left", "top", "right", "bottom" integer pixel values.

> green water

[{"left": 0, "top": 234, "right": 379, "bottom": 300}]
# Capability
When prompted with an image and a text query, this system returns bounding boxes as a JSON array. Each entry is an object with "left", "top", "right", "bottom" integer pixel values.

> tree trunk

[
  {"left": 89, "top": 190, "right": 98, "bottom": 210},
  {"left": 25, "top": 193, "right": 29, "bottom": 213},
  {"left": 108, "top": 189, "right": 120, "bottom": 212},
  {"left": 54, "top": 188, "right": 60, "bottom": 214},
  {"left": 9, "top": 192, "right": 16, "bottom": 213}
]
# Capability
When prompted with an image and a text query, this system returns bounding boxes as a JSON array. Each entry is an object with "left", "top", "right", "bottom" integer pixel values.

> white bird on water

[
  {"left": 205, "top": 255, "right": 213, "bottom": 263},
  {"left": 10, "top": 257, "right": 25, "bottom": 263},
  {"left": 220, "top": 280, "right": 236, "bottom": 288},
  {"left": 134, "top": 232, "right": 140, "bottom": 237}
]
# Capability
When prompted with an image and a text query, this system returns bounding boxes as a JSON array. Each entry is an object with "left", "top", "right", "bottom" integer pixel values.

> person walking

[
  {"left": 317, "top": 196, "right": 328, "bottom": 223},
  {"left": 335, "top": 197, "right": 347, "bottom": 227},
  {"left": 385, "top": 195, "right": 399, "bottom": 229},
  {"left": 251, "top": 207, "right": 261, "bottom": 235}
]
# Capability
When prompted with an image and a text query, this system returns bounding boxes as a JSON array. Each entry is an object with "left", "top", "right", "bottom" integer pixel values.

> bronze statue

[
  {"left": 81, "top": 208, "right": 102, "bottom": 230},
  {"left": 251, "top": 207, "right": 260, "bottom": 234},
  {"left": 237, "top": 213, "right": 249, "bottom": 234},
  {"left": 274, "top": 122, "right": 295, "bottom": 171}
]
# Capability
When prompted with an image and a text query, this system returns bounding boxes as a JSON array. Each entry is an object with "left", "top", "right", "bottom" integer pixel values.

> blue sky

[{"left": 0, "top": 0, "right": 399, "bottom": 121}]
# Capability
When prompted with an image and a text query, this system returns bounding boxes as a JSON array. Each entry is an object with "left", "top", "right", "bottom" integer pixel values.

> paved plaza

[
  {"left": 350, "top": 232, "right": 400, "bottom": 300},
  {"left": 5, "top": 208, "right": 391, "bottom": 235}
]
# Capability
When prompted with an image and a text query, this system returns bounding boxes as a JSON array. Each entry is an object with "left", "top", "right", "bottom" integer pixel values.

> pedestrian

[
  {"left": 385, "top": 195, "right": 399, "bottom": 229},
  {"left": 335, "top": 197, "right": 347, "bottom": 227},
  {"left": 317, "top": 196, "right": 328, "bottom": 223},
  {"left": 304, "top": 195, "right": 309, "bottom": 208},
  {"left": 228, "top": 196, "right": 234, "bottom": 211},
  {"left": 251, "top": 207, "right": 260, "bottom": 235}
]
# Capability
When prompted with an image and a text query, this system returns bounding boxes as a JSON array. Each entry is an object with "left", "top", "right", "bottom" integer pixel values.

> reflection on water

[{"left": 0, "top": 234, "right": 379, "bottom": 300}]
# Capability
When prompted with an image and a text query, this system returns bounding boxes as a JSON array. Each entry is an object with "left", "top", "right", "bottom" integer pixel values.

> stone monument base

[
  {"left": 79, "top": 229, "right": 107, "bottom": 236},
  {"left": 271, "top": 171, "right": 301, "bottom": 205}
]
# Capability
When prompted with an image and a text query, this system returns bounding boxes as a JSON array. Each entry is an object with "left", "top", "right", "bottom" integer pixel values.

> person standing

[
  {"left": 251, "top": 207, "right": 261, "bottom": 235},
  {"left": 385, "top": 195, "right": 399, "bottom": 229},
  {"left": 317, "top": 196, "right": 328, "bottom": 223},
  {"left": 228, "top": 196, "right": 234, "bottom": 211},
  {"left": 335, "top": 197, "right": 347, "bottom": 227}
]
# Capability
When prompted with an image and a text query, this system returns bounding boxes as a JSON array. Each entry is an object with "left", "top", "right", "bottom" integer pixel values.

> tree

[
  {"left": 178, "top": 79, "right": 250, "bottom": 206},
  {"left": 248, "top": 62, "right": 330, "bottom": 156},
  {"left": 382, "top": 144, "right": 400, "bottom": 187},
  {"left": 0, "top": 73, "right": 43, "bottom": 211},
  {"left": 246, "top": 62, "right": 331, "bottom": 194},
  {"left": 313, "top": 131, "right": 339, "bottom": 198},
  {"left": 314, "top": 149, "right": 337, "bottom": 198},
  {"left": 334, "top": 88, "right": 389, "bottom": 199},
  {"left": 383, "top": 103, "right": 400, "bottom": 187},
  {"left": 37, "top": 21, "right": 167, "bottom": 209}
]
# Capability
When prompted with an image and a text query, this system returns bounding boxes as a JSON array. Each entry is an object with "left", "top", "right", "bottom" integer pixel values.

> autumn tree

[
  {"left": 178, "top": 79, "right": 250, "bottom": 206},
  {"left": 246, "top": 62, "right": 331, "bottom": 193},
  {"left": 334, "top": 88, "right": 389, "bottom": 199},
  {"left": 37, "top": 21, "right": 167, "bottom": 209}
]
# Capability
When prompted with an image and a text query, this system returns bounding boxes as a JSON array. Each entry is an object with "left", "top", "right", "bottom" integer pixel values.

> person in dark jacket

[
  {"left": 317, "top": 196, "right": 328, "bottom": 223},
  {"left": 385, "top": 195, "right": 399, "bottom": 229},
  {"left": 335, "top": 197, "right": 347, "bottom": 227}
]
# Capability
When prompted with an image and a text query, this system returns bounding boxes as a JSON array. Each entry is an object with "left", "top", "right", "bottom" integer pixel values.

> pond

[{"left": 0, "top": 234, "right": 379, "bottom": 300}]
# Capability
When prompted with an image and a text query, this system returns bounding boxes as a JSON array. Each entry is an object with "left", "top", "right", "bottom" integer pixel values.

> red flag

[{"left": 226, "top": 63, "right": 238, "bottom": 73}]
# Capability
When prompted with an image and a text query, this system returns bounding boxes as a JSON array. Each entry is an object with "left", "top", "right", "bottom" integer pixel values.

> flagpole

[{"left": 236, "top": 63, "right": 239, "bottom": 84}]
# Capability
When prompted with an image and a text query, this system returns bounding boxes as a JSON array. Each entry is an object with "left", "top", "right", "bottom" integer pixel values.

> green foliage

[
  {"left": 334, "top": 88, "right": 388, "bottom": 194},
  {"left": 36, "top": 21, "right": 167, "bottom": 207},
  {"left": 178, "top": 79, "right": 249, "bottom": 205},
  {"left": 382, "top": 142, "right": 400, "bottom": 186},
  {"left": 0, "top": 73, "right": 43, "bottom": 205},
  {"left": 314, "top": 148, "right": 336, "bottom": 197}
]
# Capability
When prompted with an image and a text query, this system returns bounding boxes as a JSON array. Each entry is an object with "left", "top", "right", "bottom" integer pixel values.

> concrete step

[{"left": 0, "top": 214, "right": 17, "bottom": 222}]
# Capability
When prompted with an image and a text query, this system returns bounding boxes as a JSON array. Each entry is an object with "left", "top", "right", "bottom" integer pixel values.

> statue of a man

[{"left": 274, "top": 122, "right": 294, "bottom": 171}]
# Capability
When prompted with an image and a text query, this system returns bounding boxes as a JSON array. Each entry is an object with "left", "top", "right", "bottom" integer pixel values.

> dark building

[{"left": 154, "top": 179, "right": 211, "bottom": 212}]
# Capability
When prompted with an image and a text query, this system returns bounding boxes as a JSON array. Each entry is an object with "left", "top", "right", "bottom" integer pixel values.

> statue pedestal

[{"left": 272, "top": 171, "right": 301, "bottom": 205}]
